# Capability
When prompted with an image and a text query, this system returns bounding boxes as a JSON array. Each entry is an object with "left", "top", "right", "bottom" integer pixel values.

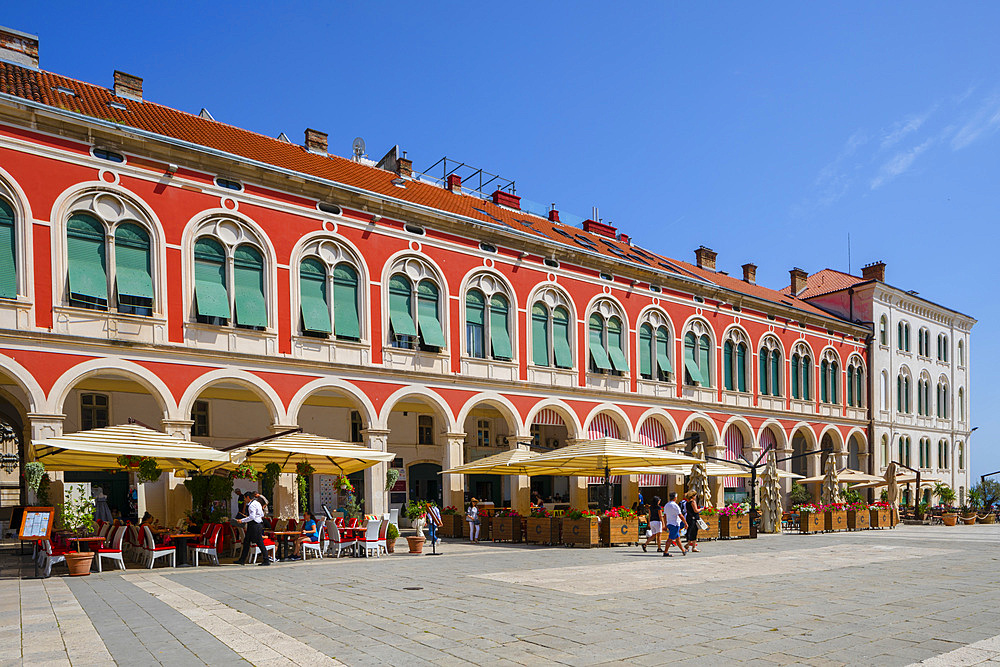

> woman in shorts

[{"left": 640, "top": 495, "right": 663, "bottom": 552}]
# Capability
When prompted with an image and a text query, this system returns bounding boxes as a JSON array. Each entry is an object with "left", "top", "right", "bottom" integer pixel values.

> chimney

[
  {"left": 618, "top": 233, "right": 630, "bottom": 245},
  {"left": 397, "top": 152, "right": 412, "bottom": 178},
  {"left": 446, "top": 174, "right": 462, "bottom": 194},
  {"left": 742, "top": 262, "right": 757, "bottom": 285},
  {"left": 491, "top": 189, "right": 521, "bottom": 210},
  {"left": 789, "top": 267, "right": 809, "bottom": 296},
  {"left": 694, "top": 246, "right": 717, "bottom": 271},
  {"left": 304, "top": 128, "right": 328, "bottom": 155},
  {"left": 582, "top": 219, "right": 617, "bottom": 239},
  {"left": 0, "top": 26, "right": 39, "bottom": 69},
  {"left": 113, "top": 70, "right": 143, "bottom": 101},
  {"left": 861, "top": 261, "right": 885, "bottom": 282},
  {"left": 548, "top": 205, "right": 560, "bottom": 223}
]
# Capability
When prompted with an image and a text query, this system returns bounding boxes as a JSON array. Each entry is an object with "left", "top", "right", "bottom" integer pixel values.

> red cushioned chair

[{"left": 96, "top": 525, "right": 127, "bottom": 572}]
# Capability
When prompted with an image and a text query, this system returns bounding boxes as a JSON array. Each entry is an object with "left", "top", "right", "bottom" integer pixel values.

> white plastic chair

[
  {"left": 96, "top": 526, "right": 127, "bottom": 572},
  {"left": 360, "top": 520, "right": 382, "bottom": 558},
  {"left": 326, "top": 522, "right": 356, "bottom": 558},
  {"left": 142, "top": 525, "right": 176, "bottom": 568},
  {"left": 191, "top": 524, "right": 223, "bottom": 566},
  {"left": 38, "top": 540, "right": 67, "bottom": 577},
  {"left": 249, "top": 531, "right": 276, "bottom": 564},
  {"left": 389, "top": 508, "right": 399, "bottom": 526},
  {"left": 232, "top": 525, "right": 246, "bottom": 561}
]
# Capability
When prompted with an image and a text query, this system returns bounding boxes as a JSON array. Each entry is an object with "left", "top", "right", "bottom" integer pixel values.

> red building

[{"left": 0, "top": 29, "right": 868, "bottom": 520}]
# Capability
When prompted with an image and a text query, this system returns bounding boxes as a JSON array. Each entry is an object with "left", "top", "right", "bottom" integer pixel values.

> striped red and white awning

[
  {"left": 759, "top": 426, "right": 777, "bottom": 453},
  {"left": 637, "top": 419, "right": 669, "bottom": 487},
  {"left": 531, "top": 408, "right": 565, "bottom": 426},
  {"left": 588, "top": 414, "right": 621, "bottom": 483},
  {"left": 724, "top": 426, "right": 745, "bottom": 489}
]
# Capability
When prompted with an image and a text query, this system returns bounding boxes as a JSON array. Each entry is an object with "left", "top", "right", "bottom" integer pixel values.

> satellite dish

[{"left": 352, "top": 137, "right": 366, "bottom": 159}]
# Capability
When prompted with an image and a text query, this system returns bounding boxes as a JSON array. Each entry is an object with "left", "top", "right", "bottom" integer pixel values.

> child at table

[{"left": 290, "top": 510, "right": 318, "bottom": 559}]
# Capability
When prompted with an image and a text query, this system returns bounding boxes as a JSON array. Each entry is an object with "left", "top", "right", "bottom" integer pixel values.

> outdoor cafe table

[
  {"left": 269, "top": 530, "right": 302, "bottom": 561},
  {"left": 166, "top": 533, "right": 201, "bottom": 567},
  {"left": 66, "top": 536, "right": 105, "bottom": 570}
]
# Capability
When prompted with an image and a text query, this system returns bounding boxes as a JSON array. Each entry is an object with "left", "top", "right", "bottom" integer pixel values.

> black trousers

[{"left": 240, "top": 521, "right": 268, "bottom": 563}]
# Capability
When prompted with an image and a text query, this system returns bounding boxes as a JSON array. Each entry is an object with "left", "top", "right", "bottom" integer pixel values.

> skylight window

[
  {"left": 317, "top": 202, "right": 342, "bottom": 215},
  {"left": 627, "top": 254, "right": 650, "bottom": 265},
  {"left": 649, "top": 285, "right": 661, "bottom": 293},
  {"left": 543, "top": 258, "right": 560, "bottom": 268},
  {"left": 52, "top": 85, "right": 76, "bottom": 97},
  {"left": 107, "top": 101, "right": 128, "bottom": 111},
  {"left": 471, "top": 207, "right": 510, "bottom": 228},
  {"left": 573, "top": 234, "right": 598, "bottom": 250},
  {"left": 92, "top": 148, "right": 125, "bottom": 163},
  {"left": 215, "top": 177, "right": 243, "bottom": 191},
  {"left": 479, "top": 242, "right": 497, "bottom": 253},
  {"left": 600, "top": 273, "right": 614, "bottom": 282}
]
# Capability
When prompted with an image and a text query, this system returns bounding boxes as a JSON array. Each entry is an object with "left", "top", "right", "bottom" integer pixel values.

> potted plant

[
  {"left": 526, "top": 506, "right": 560, "bottom": 545},
  {"left": 718, "top": 502, "right": 750, "bottom": 538},
  {"left": 404, "top": 500, "right": 426, "bottom": 553},
  {"left": 869, "top": 501, "right": 893, "bottom": 528},
  {"left": 823, "top": 502, "right": 848, "bottom": 531},
  {"left": 561, "top": 509, "right": 600, "bottom": 547},
  {"left": 386, "top": 523, "right": 399, "bottom": 554},
  {"left": 440, "top": 506, "right": 463, "bottom": 538},
  {"left": 699, "top": 505, "right": 720, "bottom": 540},
  {"left": 59, "top": 484, "right": 96, "bottom": 576},
  {"left": 846, "top": 502, "right": 871, "bottom": 530},
  {"left": 230, "top": 462, "right": 259, "bottom": 481},
  {"left": 796, "top": 503, "right": 823, "bottom": 533},
  {"left": 600, "top": 506, "right": 639, "bottom": 546},
  {"left": 491, "top": 508, "right": 522, "bottom": 542}
]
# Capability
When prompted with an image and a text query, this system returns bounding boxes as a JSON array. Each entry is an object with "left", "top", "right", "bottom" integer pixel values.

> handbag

[{"left": 696, "top": 518, "right": 708, "bottom": 531}]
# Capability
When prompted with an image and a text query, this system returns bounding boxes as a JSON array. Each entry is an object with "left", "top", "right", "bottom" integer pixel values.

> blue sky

[{"left": 7, "top": 3, "right": 997, "bottom": 480}]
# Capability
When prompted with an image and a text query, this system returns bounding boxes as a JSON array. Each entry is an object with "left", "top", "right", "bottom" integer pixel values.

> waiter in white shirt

[{"left": 236, "top": 491, "right": 270, "bottom": 566}]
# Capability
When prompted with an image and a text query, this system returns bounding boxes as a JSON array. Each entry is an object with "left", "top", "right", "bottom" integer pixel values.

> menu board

[{"left": 18, "top": 507, "right": 54, "bottom": 540}]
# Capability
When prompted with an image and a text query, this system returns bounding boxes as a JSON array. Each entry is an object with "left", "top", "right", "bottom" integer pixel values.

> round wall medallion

[
  {"left": 547, "top": 273, "right": 557, "bottom": 282},
  {"left": 409, "top": 240, "right": 421, "bottom": 252},
  {"left": 483, "top": 258, "right": 495, "bottom": 269},
  {"left": 221, "top": 196, "right": 238, "bottom": 211},
  {"left": 323, "top": 220, "right": 337, "bottom": 233},
  {"left": 696, "top": 308, "right": 703, "bottom": 316},
  {"left": 652, "top": 298, "right": 660, "bottom": 306},
  {"left": 603, "top": 285, "right": 612, "bottom": 294},
  {"left": 734, "top": 316, "right": 740, "bottom": 324},
  {"left": 98, "top": 169, "right": 119, "bottom": 185}
]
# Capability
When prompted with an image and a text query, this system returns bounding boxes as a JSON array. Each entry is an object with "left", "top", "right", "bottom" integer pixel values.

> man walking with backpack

[{"left": 662, "top": 492, "right": 688, "bottom": 557}]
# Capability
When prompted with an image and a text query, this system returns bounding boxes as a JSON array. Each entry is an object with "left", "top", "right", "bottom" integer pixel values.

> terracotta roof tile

[
  {"left": 784, "top": 269, "right": 866, "bottom": 299},
  {"left": 0, "top": 61, "right": 849, "bottom": 324}
]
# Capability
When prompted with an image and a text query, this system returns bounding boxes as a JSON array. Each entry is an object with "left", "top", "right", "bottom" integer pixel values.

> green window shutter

[
  {"left": 756, "top": 347, "right": 766, "bottom": 394},
  {"left": 791, "top": 355, "right": 800, "bottom": 398},
  {"left": 489, "top": 295, "right": 513, "bottom": 360},
  {"left": 770, "top": 351, "right": 780, "bottom": 396},
  {"left": 698, "top": 335, "right": 711, "bottom": 387},
  {"left": 67, "top": 213, "right": 108, "bottom": 300},
  {"left": 416, "top": 280, "right": 446, "bottom": 347},
  {"left": 388, "top": 275, "right": 417, "bottom": 336},
  {"left": 857, "top": 372, "right": 863, "bottom": 407},
  {"left": 531, "top": 303, "right": 549, "bottom": 367},
  {"left": 332, "top": 263, "right": 360, "bottom": 339},
  {"left": 724, "top": 341, "right": 734, "bottom": 390},
  {"left": 0, "top": 200, "right": 15, "bottom": 298},
  {"left": 830, "top": 362, "right": 839, "bottom": 403},
  {"left": 897, "top": 376, "right": 903, "bottom": 412},
  {"left": 639, "top": 324, "right": 653, "bottom": 378},
  {"left": 114, "top": 223, "right": 153, "bottom": 299},
  {"left": 300, "top": 258, "right": 331, "bottom": 334},
  {"left": 588, "top": 314, "right": 612, "bottom": 371},
  {"left": 821, "top": 361, "right": 829, "bottom": 403},
  {"left": 847, "top": 367, "right": 855, "bottom": 406},
  {"left": 737, "top": 343, "right": 747, "bottom": 392},
  {"left": 606, "top": 317, "right": 628, "bottom": 372},
  {"left": 683, "top": 332, "right": 698, "bottom": 384},
  {"left": 654, "top": 327, "right": 672, "bottom": 376},
  {"left": 233, "top": 244, "right": 267, "bottom": 327},
  {"left": 802, "top": 358, "right": 811, "bottom": 400},
  {"left": 552, "top": 307, "right": 572, "bottom": 369},
  {"left": 194, "top": 238, "right": 229, "bottom": 319}
]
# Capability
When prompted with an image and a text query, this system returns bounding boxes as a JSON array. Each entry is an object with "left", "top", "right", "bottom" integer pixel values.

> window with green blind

[
  {"left": 683, "top": 332, "right": 700, "bottom": 385},
  {"left": 698, "top": 335, "right": 711, "bottom": 387},
  {"left": 654, "top": 327, "right": 672, "bottom": 379},
  {"left": 606, "top": 317, "right": 628, "bottom": 372},
  {"left": 737, "top": 343, "right": 747, "bottom": 392},
  {"left": 588, "top": 314, "right": 611, "bottom": 371},
  {"left": 769, "top": 350, "right": 780, "bottom": 396},
  {"left": 821, "top": 361, "right": 830, "bottom": 403},
  {"left": 757, "top": 347, "right": 767, "bottom": 394},
  {"left": 300, "top": 257, "right": 331, "bottom": 334},
  {"left": 639, "top": 324, "right": 653, "bottom": 378},
  {"left": 791, "top": 355, "right": 800, "bottom": 398},
  {"left": 0, "top": 199, "right": 15, "bottom": 299},
  {"left": 388, "top": 274, "right": 416, "bottom": 337},
  {"left": 194, "top": 237, "right": 229, "bottom": 320},
  {"left": 847, "top": 366, "right": 856, "bottom": 406},
  {"left": 532, "top": 303, "right": 549, "bottom": 367},
  {"left": 233, "top": 244, "right": 267, "bottom": 328},
  {"left": 830, "top": 361, "right": 839, "bottom": 403},
  {"left": 466, "top": 290, "right": 486, "bottom": 358},
  {"left": 332, "top": 263, "right": 360, "bottom": 339},
  {"left": 802, "top": 356, "right": 811, "bottom": 400},
  {"left": 552, "top": 307, "right": 572, "bottom": 369},
  {"left": 67, "top": 213, "right": 108, "bottom": 307},
  {"left": 416, "top": 279, "right": 446, "bottom": 347},
  {"left": 489, "top": 295, "right": 512, "bottom": 360},
  {"left": 114, "top": 223, "right": 153, "bottom": 316},
  {"left": 724, "top": 341, "right": 734, "bottom": 390},
  {"left": 856, "top": 370, "right": 863, "bottom": 407}
]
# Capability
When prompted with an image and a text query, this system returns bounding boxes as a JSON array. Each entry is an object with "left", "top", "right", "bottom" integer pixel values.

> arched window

[
  {"left": 918, "top": 328, "right": 926, "bottom": 356},
  {"left": 758, "top": 336, "right": 781, "bottom": 396},
  {"left": 820, "top": 351, "right": 839, "bottom": 404},
  {"left": 232, "top": 245, "right": 267, "bottom": 329},
  {"left": 722, "top": 329, "right": 749, "bottom": 392},
  {"left": 791, "top": 343, "right": 812, "bottom": 400},
  {"left": 958, "top": 340, "right": 965, "bottom": 366},
  {"left": 939, "top": 334, "right": 948, "bottom": 362},
  {"left": 552, "top": 307, "right": 572, "bottom": 369},
  {"left": 298, "top": 258, "right": 362, "bottom": 339},
  {"left": 588, "top": 300, "right": 628, "bottom": 375},
  {"left": 531, "top": 303, "right": 549, "bottom": 367},
  {"left": 464, "top": 273, "right": 513, "bottom": 361},
  {"left": 846, "top": 358, "right": 864, "bottom": 408},
  {"left": 193, "top": 220, "right": 268, "bottom": 330},
  {"left": 417, "top": 279, "right": 446, "bottom": 349},
  {"left": 936, "top": 381, "right": 949, "bottom": 418},
  {"left": 639, "top": 323, "right": 673, "bottom": 382},
  {"left": 530, "top": 287, "right": 573, "bottom": 370},
  {"left": 958, "top": 442, "right": 964, "bottom": 470},
  {"left": 194, "top": 237, "right": 228, "bottom": 324},
  {"left": 881, "top": 370, "right": 888, "bottom": 409},
  {"left": 881, "top": 434, "right": 889, "bottom": 466},
  {"left": 683, "top": 331, "right": 713, "bottom": 387},
  {"left": 938, "top": 439, "right": 949, "bottom": 469},
  {"left": 959, "top": 387, "right": 965, "bottom": 421},
  {"left": 879, "top": 315, "right": 887, "bottom": 346},
  {"left": 389, "top": 274, "right": 446, "bottom": 350},
  {"left": 488, "top": 294, "right": 513, "bottom": 360},
  {"left": 66, "top": 193, "right": 157, "bottom": 315},
  {"left": 897, "top": 321, "right": 910, "bottom": 351},
  {"left": 0, "top": 198, "right": 15, "bottom": 299}
]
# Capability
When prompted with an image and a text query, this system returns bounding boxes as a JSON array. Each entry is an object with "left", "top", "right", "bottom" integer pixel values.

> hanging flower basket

[
  {"left": 230, "top": 462, "right": 259, "bottom": 480},
  {"left": 295, "top": 461, "right": 315, "bottom": 477},
  {"left": 118, "top": 455, "right": 161, "bottom": 483}
]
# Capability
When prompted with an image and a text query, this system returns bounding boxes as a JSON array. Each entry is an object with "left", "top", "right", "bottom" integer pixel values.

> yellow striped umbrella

[
  {"left": 228, "top": 432, "right": 394, "bottom": 476},
  {"left": 517, "top": 438, "right": 702, "bottom": 477},
  {"left": 440, "top": 449, "right": 541, "bottom": 475}
]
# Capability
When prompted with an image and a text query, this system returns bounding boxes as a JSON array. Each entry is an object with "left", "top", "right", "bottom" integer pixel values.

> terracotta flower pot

[
  {"left": 386, "top": 538, "right": 397, "bottom": 553},
  {"left": 405, "top": 536, "right": 424, "bottom": 554},
  {"left": 961, "top": 515, "right": 977, "bottom": 525},
  {"left": 65, "top": 551, "right": 93, "bottom": 576},
  {"left": 942, "top": 513, "right": 958, "bottom": 527}
]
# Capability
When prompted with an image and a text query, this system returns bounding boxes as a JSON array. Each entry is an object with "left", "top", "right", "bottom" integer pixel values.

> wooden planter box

[
  {"left": 800, "top": 512, "right": 824, "bottom": 533},
  {"left": 561, "top": 518, "right": 600, "bottom": 547},
  {"left": 462, "top": 515, "right": 490, "bottom": 540},
  {"left": 440, "top": 515, "right": 464, "bottom": 538},
  {"left": 825, "top": 510, "right": 847, "bottom": 532},
  {"left": 491, "top": 516, "right": 522, "bottom": 542},
  {"left": 869, "top": 508, "right": 892, "bottom": 528},
  {"left": 847, "top": 509, "right": 870, "bottom": 530},
  {"left": 719, "top": 515, "right": 750, "bottom": 538},
  {"left": 699, "top": 513, "right": 720, "bottom": 540},
  {"left": 526, "top": 517, "right": 560, "bottom": 545},
  {"left": 600, "top": 517, "right": 639, "bottom": 546}
]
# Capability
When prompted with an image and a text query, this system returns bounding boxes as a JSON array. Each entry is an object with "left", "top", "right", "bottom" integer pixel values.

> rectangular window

[
  {"left": 476, "top": 419, "right": 490, "bottom": 448},
  {"left": 191, "top": 400, "right": 209, "bottom": 437},
  {"left": 351, "top": 411, "right": 363, "bottom": 443},
  {"left": 417, "top": 415, "right": 434, "bottom": 445},
  {"left": 80, "top": 393, "right": 109, "bottom": 431}
]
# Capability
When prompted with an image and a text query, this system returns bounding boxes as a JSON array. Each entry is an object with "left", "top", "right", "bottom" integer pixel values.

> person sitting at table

[
  {"left": 289, "top": 510, "right": 319, "bottom": 560},
  {"left": 140, "top": 512, "right": 157, "bottom": 527}
]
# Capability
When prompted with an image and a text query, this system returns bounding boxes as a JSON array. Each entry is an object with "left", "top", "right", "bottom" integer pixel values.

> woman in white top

[{"left": 466, "top": 498, "right": 480, "bottom": 542}]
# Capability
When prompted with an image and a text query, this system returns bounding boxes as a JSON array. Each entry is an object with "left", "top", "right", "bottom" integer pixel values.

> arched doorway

[
  {"left": 790, "top": 429, "right": 810, "bottom": 478},
  {"left": 723, "top": 424, "right": 747, "bottom": 504},
  {"left": 529, "top": 407, "right": 573, "bottom": 503},
  {"left": 460, "top": 402, "right": 517, "bottom": 507},
  {"left": 847, "top": 434, "right": 862, "bottom": 471},
  {"left": 408, "top": 462, "right": 442, "bottom": 504}
]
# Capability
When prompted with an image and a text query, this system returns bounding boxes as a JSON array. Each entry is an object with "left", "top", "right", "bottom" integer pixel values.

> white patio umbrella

[{"left": 228, "top": 432, "right": 394, "bottom": 476}]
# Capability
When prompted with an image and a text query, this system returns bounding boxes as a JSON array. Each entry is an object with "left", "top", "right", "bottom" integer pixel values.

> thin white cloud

[
  {"left": 951, "top": 95, "right": 1000, "bottom": 150},
  {"left": 870, "top": 139, "right": 934, "bottom": 190},
  {"left": 880, "top": 107, "right": 936, "bottom": 150}
]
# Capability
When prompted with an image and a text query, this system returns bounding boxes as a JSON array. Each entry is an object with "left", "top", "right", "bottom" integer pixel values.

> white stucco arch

[
  {"left": 377, "top": 385, "right": 458, "bottom": 434},
  {"left": 582, "top": 403, "right": 635, "bottom": 441},
  {"left": 0, "top": 166, "right": 35, "bottom": 311},
  {"left": 47, "top": 358, "right": 176, "bottom": 418},
  {"left": 285, "top": 377, "right": 378, "bottom": 429},
  {"left": 0, "top": 352, "right": 45, "bottom": 413},
  {"left": 757, "top": 419, "right": 790, "bottom": 451},
  {"left": 456, "top": 392, "right": 525, "bottom": 439},
  {"left": 679, "top": 412, "right": 721, "bottom": 446},
  {"left": 634, "top": 408, "right": 679, "bottom": 444},
  {"left": 524, "top": 399, "right": 583, "bottom": 439},
  {"left": 176, "top": 369, "right": 285, "bottom": 425}
]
